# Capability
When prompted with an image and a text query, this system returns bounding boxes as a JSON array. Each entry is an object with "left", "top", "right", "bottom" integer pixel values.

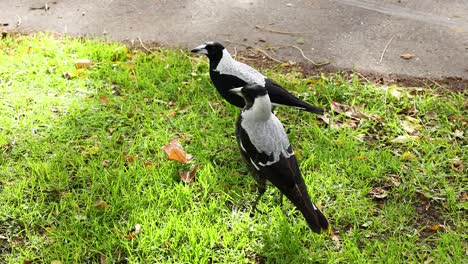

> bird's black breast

[{"left": 210, "top": 70, "right": 248, "bottom": 108}]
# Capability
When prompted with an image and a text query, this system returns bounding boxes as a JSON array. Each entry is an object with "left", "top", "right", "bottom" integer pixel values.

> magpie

[
  {"left": 232, "top": 83, "right": 329, "bottom": 233},
  {"left": 191, "top": 42, "right": 324, "bottom": 115}
]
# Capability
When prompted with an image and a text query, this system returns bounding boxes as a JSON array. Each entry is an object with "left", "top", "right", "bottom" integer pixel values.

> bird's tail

[{"left": 283, "top": 182, "right": 329, "bottom": 233}]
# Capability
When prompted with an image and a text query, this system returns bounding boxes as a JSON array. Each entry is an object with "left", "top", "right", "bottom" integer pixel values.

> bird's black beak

[{"left": 191, "top": 44, "right": 208, "bottom": 54}]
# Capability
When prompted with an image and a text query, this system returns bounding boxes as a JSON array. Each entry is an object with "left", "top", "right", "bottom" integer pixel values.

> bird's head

[
  {"left": 230, "top": 84, "right": 271, "bottom": 120},
  {"left": 191, "top": 41, "right": 225, "bottom": 61}
]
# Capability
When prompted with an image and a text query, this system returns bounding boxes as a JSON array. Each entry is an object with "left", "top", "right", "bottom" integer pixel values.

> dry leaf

[
  {"left": 102, "top": 159, "right": 111, "bottom": 167},
  {"left": 460, "top": 192, "right": 468, "bottom": 203},
  {"left": 390, "top": 135, "right": 420, "bottom": 144},
  {"left": 401, "top": 152, "right": 417, "bottom": 161},
  {"left": 179, "top": 165, "right": 197, "bottom": 183},
  {"left": 121, "top": 224, "right": 141, "bottom": 240},
  {"left": 95, "top": 200, "right": 110, "bottom": 210},
  {"left": 100, "top": 255, "right": 107, "bottom": 264},
  {"left": 75, "top": 58, "right": 93, "bottom": 69},
  {"left": 123, "top": 153, "right": 137, "bottom": 163},
  {"left": 401, "top": 119, "right": 422, "bottom": 134},
  {"left": 400, "top": 53, "right": 414, "bottom": 60},
  {"left": 429, "top": 224, "right": 445, "bottom": 231},
  {"left": 62, "top": 71, "right": 71, "bottom": 80},
  {"left": 161, "top": 138, "right": 191, "bottom": 163},
  {"left": 370, "top": 187, "right": 388, "bottom": 199},
  {"left": 330, "top": 232, "right": 342, "bottom": 250},
  {"left": 424, "top": 257, "right": 434, "bottom": 264},
  {"left": 331, "top": 101, "right": 356, "bottom": 118},
  {"left": 99, "top": 96, "right": 109, "bottom": 104},
  {"left": 143, "top": 160, "right": 158, "bottom": 170},
  {"left": 450, "top": 158, "right": 463, "bottom": 174},
  {"left": 23, "top": 260, "right": 32, "bottom": 264},
  {"left": 51, "top": 260, "right": 62, "bottom": 264}
]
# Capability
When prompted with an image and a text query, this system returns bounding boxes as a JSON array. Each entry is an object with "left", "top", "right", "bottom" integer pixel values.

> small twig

[
  {"left": 255, "top": 25, "right": 306, "bottom": 35},
  {"left": 255, "top": 48, "right": 284, "bottom": 63},
  {"left": 285, "top": 45, "right": 330, "bottom": 67},
  {"left": 224, "top": 39, "right": 284, "bottom": 63},
  {"left": 16, "top": 15, "right": 22, "bottom": 27},
  {"left": 137, "top": 36, "right": 155, "bottom": 55},
  {"left": 379, "top": 35, "right": 395, "bottom": 64}
]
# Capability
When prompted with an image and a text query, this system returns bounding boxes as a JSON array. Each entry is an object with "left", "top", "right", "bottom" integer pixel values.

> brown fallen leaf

[
  {"left": 460, "top": 192, "right": 468, "bottom": 203},
  {"left": 330, "top": 231, "right": 342, "bottom": 250},
  {"left": 121, "top": 224, "right": 141, "bottom": 240},
  {"left": 370, "top": 187, "right": 388, "bottom": 199},
  {"left": 123, "top": 153, "right": 138, "bottom": 163},
  {"left": 179, "top": 165, "right": 197, "bottom": 183},
  {"left": 99, "top": 96, "right": 109, "bottom": 104},
  {"left": 51, "top": 261, "right": 62, "bottom": 264},
  {"left": 390, "top": 135, "right": 420, "bottom": 144},
  {"left": 100, "top": 255, "right": 107, "bottom": 264},
  {"left": 75, "top": 58, "right": 93, "bottom": 69},
  {"left": 401, "top": 53, "right": 415, "bottom": 60},
  {"left": 429, "top": 224, "right": 445, "bottom": 231},
  {"left": 23, "top": 259, "right": 32, "bottom": 264},
  {"left": 102, "top": 159, "right": 111, "bottom": 167},
  {"left": 450, "top": 158, "right": 463, "bottom": 174},
  {"left": 330, "top": 101, "right": 357, "bottom": 118},
  {"left": 161, "top": 138, "right": 191, "bottom": 163},
  {"left": 401, "top": 151, "right": 417, "bottom": 161},
  {"left": 95, "top": 200, "right": 110, "bottom": 210}
]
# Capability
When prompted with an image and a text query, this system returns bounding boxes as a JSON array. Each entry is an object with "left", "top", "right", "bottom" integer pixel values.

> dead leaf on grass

[
  {"left": 123, "top": 153, "right": 138, "bottom": 163},
  {"left": 400, "top": 53, "right": 415, "bottom": 60},
  {"left": 100, "top": 255, "right": 107, "bottom": 264},
  {"left": 460, "top": 192, "right": 468, "bottom": 203},
  {"left": 95, "top": 200, "right": 110, "bottom": 210},
  {"left": 102, "top": 159, "right": 111, "bottom": 167},
  {"left": 161, "top": 138, "right": 192, "bottom": 163},
  {"left": 75, "top": 58, "right": 93, "bottom": 69},
  {"left": 429, "top": 224, "right": 446, "bottom": 231},
  {"left": 370, "top": 187, "right": 388, "bottom": 199},
  {"left": 179, "top": 165, "right": 197, "bottom": 183},
  {"left": 416, "top": 192, "right": 431, "bottom": 210},
  {"left": 120, "top": 224, "right": 141, "bottom": 240},
  {"left": 401, "top": 117, "right": 422, "bottom": 134},
  {"left": 401, "top": 151, "right": 417, "bottom": 161},
  {"left": 51, "top": 260, "right": 62, "bottom": 264},
  {"left": 330, "top": 231, "right": 342, "bottom": 250},
  {"left": 390, "top": 135, "right": 420, "bottom": 144},
  {"left": 99, "top": 96, "right": 109, "bottom": 104},
  {"left": 450, "top": 158, "right": 463, "bottom": 174}
]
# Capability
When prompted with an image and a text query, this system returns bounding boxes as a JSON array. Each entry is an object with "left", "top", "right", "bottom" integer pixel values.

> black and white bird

[
  {"left": 232, "top": 83, "right": 329, "bottom": 233},
  {"left": 191, "top": 41, "right": 324, "bottom": 115}
]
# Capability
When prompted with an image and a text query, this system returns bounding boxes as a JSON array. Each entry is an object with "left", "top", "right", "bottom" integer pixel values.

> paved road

[{"left": 1, "top": 0, "right": 467, "bottom": 85}]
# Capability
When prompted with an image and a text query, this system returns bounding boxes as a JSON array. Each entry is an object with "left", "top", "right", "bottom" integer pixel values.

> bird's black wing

[
  {"left": 265, "top": 79, "right": 324, "bottom": 115},
  {"left": 236, "top": 120, "right": 328, "bottom": 232},
  {"left": 210, "top": 70, "right": 247, "bottom": 108}
]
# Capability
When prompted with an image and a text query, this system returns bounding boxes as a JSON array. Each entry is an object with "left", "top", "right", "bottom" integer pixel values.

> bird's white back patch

[
  {"left": 215, "top": 49, "right": 266, "bottom": 86},
  {"left": 241, "top": 111, "right": 293, "bottom": 166}
]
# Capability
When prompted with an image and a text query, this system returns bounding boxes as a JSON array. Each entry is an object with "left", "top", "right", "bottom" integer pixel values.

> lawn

[{"left": 0, "top": 33, "right": 466, "bottom": 263}]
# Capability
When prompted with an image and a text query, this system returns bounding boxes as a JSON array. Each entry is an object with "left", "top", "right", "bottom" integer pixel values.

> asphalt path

[{"left": 1, "top": 0, "right": 467, "bottom": 86}]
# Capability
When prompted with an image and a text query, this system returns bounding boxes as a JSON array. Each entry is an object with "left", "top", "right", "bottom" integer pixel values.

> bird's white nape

[{"left": 242, "top": 94, "right": 272, "bottom": 122}]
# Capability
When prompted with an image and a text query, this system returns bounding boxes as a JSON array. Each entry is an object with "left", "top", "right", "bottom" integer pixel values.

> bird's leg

[{"left": 250, "top": 180, "right": 266, "bottom": 217}]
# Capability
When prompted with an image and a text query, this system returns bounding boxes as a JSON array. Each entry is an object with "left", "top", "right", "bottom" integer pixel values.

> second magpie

[
  {"left": 232, "top": 83, "right": 329, "bottom": 233},
  {"left": 191, "top": 41, "right": 324, "bottom": 115}
]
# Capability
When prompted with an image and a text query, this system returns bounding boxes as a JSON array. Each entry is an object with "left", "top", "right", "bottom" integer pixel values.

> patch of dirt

[
  {"left": 413, "top": 192, "right": 446, "bottom": 241},
  {"left": 234, "top": 49, "right": 467, "bottom": 92}
]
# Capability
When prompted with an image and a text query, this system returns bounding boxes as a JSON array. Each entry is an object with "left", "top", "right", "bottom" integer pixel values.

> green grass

[{"left": 0, "top": 33, "right": 466, "bottom": 263}]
